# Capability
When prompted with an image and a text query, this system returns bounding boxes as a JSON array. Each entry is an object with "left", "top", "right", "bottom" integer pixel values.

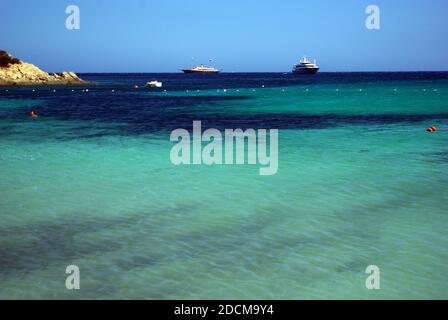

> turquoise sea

[{"left": 0, "top": 73, "right": 447, "bottom": 299}]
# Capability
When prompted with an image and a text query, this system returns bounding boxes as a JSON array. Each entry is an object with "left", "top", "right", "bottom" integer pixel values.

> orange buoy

[{"left": 426, "top": 126, "right": 437, "bottom": 133}]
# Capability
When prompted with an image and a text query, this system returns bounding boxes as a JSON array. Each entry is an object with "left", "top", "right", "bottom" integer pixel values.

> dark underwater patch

[
  {"left": 424, "top": 151, "right": 448, "bottom": 164},
  {"left": 1, "top": 72, "right": 448, "bottom": 140}
]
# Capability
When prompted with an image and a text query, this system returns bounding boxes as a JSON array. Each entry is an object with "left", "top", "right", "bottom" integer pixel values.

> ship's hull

[
  {"left": 292, "top": 68, "right": 319, "bottom": 75},
  {"left": 182, "top": 69, "right": 220, "bottom": 74}
]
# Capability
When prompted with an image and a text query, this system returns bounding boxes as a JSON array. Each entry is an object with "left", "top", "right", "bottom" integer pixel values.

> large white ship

[
  {"left": 292, "top": 56, "right": 319, "bottom": 74},
  {"left": 182, "top": 64, "right": 220, "bottom": 74}
]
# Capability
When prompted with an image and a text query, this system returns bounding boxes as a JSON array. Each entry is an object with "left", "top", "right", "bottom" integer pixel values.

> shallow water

[{"left": 0, "top": 73, "right": 447, "bottom": 299}]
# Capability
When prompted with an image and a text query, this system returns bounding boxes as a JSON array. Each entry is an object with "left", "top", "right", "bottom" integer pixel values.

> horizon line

[{"left": 73, "top": 70, "right": 448, "bottom": 74}]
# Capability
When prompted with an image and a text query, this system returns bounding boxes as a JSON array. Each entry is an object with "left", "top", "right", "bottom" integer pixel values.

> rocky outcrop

[{"left": 0, "top": 50, "right": 90, "bottom": 86}]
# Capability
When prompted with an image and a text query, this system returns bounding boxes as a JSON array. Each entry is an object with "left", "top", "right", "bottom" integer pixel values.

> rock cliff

[{"left": 0, "top": 50, "right": 90, "bottom": 86}]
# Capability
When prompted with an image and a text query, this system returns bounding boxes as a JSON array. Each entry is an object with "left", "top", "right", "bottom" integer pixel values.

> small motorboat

[{"left": 146, "top": 80, "right": 163, "bottom": 88}]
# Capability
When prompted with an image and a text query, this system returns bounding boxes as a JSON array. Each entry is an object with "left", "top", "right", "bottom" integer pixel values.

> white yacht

[
  {"left": 292, "top": 56, "right": 320, "bottom": 74},
  {"left": 182, "top": 64, "right": 220, "bottom": 74}
]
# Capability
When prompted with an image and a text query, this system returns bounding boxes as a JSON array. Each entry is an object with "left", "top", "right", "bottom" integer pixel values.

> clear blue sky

[{"left": 1, "top": 0, "right": 447, "bottom": 72}]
